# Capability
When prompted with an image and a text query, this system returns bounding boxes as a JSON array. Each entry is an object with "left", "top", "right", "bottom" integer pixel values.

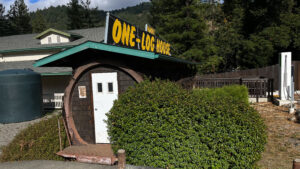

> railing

[
  {"left": 43, "top": 93, "right": 64, "bottom": 109},
  {"left": 178, "top": 77, "right": 274, "bottom": 100}
]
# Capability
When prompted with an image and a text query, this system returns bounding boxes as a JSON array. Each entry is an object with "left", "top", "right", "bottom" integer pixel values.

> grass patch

[{"left": 0, "top": 115, "right": 69, "bottom": 162}]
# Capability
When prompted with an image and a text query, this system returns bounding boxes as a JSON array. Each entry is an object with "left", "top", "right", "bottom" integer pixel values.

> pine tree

[
  {"left": 80, "top": 0, "right": 95, "bottom": 28},
  {"left": 0, "top": 3, "right": 15, "bottom": 36},
  {"left": 31, "top": 10, "right": 47, "bottom": 33},
  {"left": 0, "top": 4, "right": 7, "bottom": 36},
  {"left": 7, "top": 0, "right": 32, "bottom": 34},
  {"left": 150, "top": 0, "right": 219, "bottom": 73},
  {"left": 67, "top": 0, "right": 84, "bottom": 29},
  {"left": 0, "top": 4, "right": 4, "bottom": 19}
]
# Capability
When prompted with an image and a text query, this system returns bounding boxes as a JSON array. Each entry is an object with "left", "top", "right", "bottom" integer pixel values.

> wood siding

[{"left": 71, "top": 65, "right": 136, "bottom": 144}]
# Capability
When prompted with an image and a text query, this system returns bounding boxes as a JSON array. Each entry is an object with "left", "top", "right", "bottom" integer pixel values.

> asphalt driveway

[
  {"left": 0, "top": 160, "right": 159, "bottom": 169},
  {"left": 0, "top": 160, "right": 117, "bottom": 169}
]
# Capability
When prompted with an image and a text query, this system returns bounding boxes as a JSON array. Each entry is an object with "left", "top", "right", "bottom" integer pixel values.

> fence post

[
  {"left": 256, "top": 81, "right": 259, "bottom": 103},
  {"left": 118, "top": 149, "right": 126, "bottom": 169},
  {"left": 293, "top": 159, "right": 300, "bottom": 169},
  {"left": 268, "top": 79, "right": 271, "bottom": 99},
  {"left": 239, "top": 78, "right": 243, "bottom": 85},
  {"left": 271, "top": 79, "right": 274, "bottom": 101}
]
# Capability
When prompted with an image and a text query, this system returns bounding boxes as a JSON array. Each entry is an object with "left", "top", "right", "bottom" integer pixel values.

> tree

[
  {"left": 80, "top": 0, "right": 96, "bottom": 28},
  {"left": 214, "top": 22, "right": 244, "bottom": 71},
  {"left": 0, "top": 4, "right": 4, "bottom": 19},
  {"left": 7, "top": 0, "right": 32, "bottom": 34},
  {"left": 0, "top": 3, "right": 15, "bottom": 36},
  {"left": 67, "top": 0, "right": 84, "bottom": 29},
  {"left": 216, "top": 0, "right": 300, "bottom": 70},
  {"left": 0, "top": 4, "right": 7, "bottom": 36},
  {"left": 31, "top": 10, "right": 47, "bottom": 33},
  {"left": 150, "top": 0, "right": 219, "bottom": 73}
]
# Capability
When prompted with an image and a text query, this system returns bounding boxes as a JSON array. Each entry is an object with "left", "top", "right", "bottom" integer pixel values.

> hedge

[
  {"left": 0, "top": 115, "right": 68, "bottom": 162},
  {"left": 106, "top": 79, "right": 266, "bottom": 169}
]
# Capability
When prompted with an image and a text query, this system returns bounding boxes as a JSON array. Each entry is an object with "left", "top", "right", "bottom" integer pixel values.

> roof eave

[
  {"left": 34, "top": 41, "right": 196, "bottom": 67},
  {"left": 158, "top": 54, "right": 198, "bottom": 65},
  {"left": 0, "top": 45, "right": 75, "bottom": 54},
  {"left": 35, "top": 28, "right": 71, "bottom": 39}
]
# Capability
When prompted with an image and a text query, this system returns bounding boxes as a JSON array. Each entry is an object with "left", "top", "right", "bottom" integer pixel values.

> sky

[{"left": 0, "top": 0, "right": 150, "bottom": 12}]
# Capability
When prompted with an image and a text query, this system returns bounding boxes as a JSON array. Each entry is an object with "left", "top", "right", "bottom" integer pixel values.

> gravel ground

[
  {"left": 254, "top": 102, "right": 300, "bottom": 169},
  {"left": 0, "top": 111, "right": 60, "bottom": 155}
]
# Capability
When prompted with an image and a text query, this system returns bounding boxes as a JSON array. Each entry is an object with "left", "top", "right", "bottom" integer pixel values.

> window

[
  {"left": 108, "top": 82, "right": 113, "bottom": 92},
  {"left": 97, "top": 83, "right": 102, "bottom": 92},
  {"left": 48, "top": 37, "right": 52, "bottom": 44},
  {"left": 57, "top": 35, "right": 61, "bottom": 43}
]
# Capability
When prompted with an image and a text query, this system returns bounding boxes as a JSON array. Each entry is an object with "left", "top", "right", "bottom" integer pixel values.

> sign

[
  {"left": 145, "top": 24, "right": 155, "bottom": 35},
  {"left": 104, "top": 13, "right": 171, "bottom": 56},
  {"left": 78, "top": 86, "right": 87, "bottom": 98}
]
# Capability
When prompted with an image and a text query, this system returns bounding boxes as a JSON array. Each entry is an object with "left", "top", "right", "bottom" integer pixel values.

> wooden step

[{"left": 57, "top": 144, "right": 117, "bottom": 165}]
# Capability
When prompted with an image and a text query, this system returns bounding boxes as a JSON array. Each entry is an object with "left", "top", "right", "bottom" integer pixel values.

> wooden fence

[
  {"left": 197, "top": 61, "right": 300, "bottom": 90},
  {"left": 178, "top": 77, "right": 274, "bottom": 99}
]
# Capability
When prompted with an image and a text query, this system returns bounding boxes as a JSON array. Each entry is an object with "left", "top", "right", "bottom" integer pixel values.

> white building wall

[
  {"left": 41, "top": 34, "right": 70, "bottom": 45},
  {"left": 0, "top": 53, "right": 53, "bottom": 62}
]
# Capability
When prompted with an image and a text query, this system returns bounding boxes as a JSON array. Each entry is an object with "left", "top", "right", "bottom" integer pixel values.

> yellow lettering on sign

[
  {"left": 148, "top": 27, "right": 155, "bottom": 35},
  {"left": 122, "top": 22, "right": 130, "bottom": 46},
  {"left": 161, "top": 41, "right": 165, "bottom": 54},
  {"left": 146, "top": 25, "right": 155, "bottom": 35},
  {"left": 156, "top": 39, "right": 161, "bottom": 53},
  {"left": 130, "top": 26, "right": 136, "bottom": 47},
  {"left": 146, "top": 34, "right": 151, "bottom": 51},
  {"left": 166, "top": 43, "right": 171, "bottom": 56},
  {"left": 150, "top": 36, "right": 155, "bottom": 52},
  {"left": 141, "top": 32, "right": 146, "bottom": 50},
  {"left": 112, "top": 19, "right": 122, "bottom": 44}
]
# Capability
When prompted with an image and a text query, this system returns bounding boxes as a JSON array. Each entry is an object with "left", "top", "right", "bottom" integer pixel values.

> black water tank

[{"left": 0, "top": 69, "right": 42, "bottom": 123}]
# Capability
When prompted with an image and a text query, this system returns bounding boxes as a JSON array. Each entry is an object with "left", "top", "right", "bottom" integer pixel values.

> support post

[
  {"left": 118, "top": 149, "right": 126, "bottom": 169},
  {"left": 58, "top": 118, "right": 62, "bottom": 152},
  {"left": 62, "top": 117, "right": 71, "bottom": 146},
  {"left": 271, "top": 79, "right": 274, "bottom": 101},
  {"left": 293, "top": 159, "right": 300, "bottom": 169},
  {"left": 256, "top": 81, "right": 259, "bottom": 103},
  {"left": 104, "top": 12, "right": 110, "bottom": 44}
]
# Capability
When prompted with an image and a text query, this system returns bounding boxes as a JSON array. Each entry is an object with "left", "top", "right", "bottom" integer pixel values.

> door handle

[{"left": 95, "top": 108, "right": 98, "bottom": 111}]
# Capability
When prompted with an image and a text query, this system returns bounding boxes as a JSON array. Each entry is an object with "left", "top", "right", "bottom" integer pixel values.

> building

[
  {"left": 32, "top": 15, "right": 197, "bottom": 164},
  {"left": 0, "top": 27, "right": 105, "bottom": 109}
]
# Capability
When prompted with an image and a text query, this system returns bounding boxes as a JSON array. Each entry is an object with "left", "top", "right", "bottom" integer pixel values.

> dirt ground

[{"left": 253, "top": 102, "right": 300, "bottom": 169}]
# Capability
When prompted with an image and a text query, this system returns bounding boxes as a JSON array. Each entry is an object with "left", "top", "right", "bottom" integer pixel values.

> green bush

[
  {"left": 107, "top": 80, "right": 266, "bottom": 169},
  {"left": 0, "top": 115, "right": 69, "bottom": 162}
]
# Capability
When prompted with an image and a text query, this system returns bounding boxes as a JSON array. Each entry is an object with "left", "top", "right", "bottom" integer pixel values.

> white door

[{"left": 91, "top": 72, "right": 118, "bottom": 143}]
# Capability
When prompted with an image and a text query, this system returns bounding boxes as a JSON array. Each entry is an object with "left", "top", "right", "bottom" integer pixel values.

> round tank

[{"left": 0, "top": 69, "right": 42, "bottom": 123}]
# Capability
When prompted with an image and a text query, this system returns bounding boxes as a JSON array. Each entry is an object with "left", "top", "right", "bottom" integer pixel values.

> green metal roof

[
  {"left": 0, "top": 45, "right": 74, "bottom": 54},
  {"left": 41, "top": 72, "right": 73, "bottom": 76},
  {"left": 34, "top": 41, "right": 196, "bottom": 67}
]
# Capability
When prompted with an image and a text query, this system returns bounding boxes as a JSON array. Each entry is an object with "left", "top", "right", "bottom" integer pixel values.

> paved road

[
  {"left": 0, "top": 160, "right": 117, "bottom": 169},
  {"left": 0, "top": 160, "right": 160, "bottom": 169}
]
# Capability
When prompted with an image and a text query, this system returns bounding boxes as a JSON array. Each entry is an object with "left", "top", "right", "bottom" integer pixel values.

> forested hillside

[
  {"left": 29, "top": 2, "right": 150, "bottom": 31},
  {"left": 150, "top": 0, "right": 300, "bottom": 73},
  {"left": 30, "top": 6, "right": 69, "bottom": 30}
]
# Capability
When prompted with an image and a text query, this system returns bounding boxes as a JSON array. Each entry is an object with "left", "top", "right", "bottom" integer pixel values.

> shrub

[
  {"left": 0, "top": 115, "right": 68, "bottom": 162},
  {"left": 106, "top": 80, "right": 266, "bottom": 169}
]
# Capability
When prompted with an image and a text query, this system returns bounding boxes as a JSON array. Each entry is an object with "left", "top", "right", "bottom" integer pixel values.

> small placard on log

[{"left": 78, "top": 86, "right": 87, "bottom": 98}]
